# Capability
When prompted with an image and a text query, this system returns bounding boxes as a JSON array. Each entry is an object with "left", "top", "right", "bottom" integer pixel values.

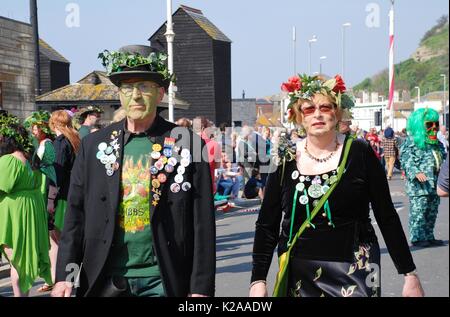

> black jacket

[
  {"left": 56, "top": 115, "right": 216, "bottom": 297},
  {"left": 53, "top": 135, "right": 76, "bottom": 201},
  {"left": 251, "top": 138, "right": 416, "bottom": 283}
]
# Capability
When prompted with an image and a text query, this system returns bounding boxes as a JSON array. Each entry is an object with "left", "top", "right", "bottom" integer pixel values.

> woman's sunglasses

[{"left": 300, "top": 104, "right": 335, "bottom": 116}]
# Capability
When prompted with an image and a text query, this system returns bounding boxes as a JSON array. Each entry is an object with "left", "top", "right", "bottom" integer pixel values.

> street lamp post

[
  {"left": 415, "top": 86, "right": 421, "bottom": 103},
  {"left": 308, "top": 35, "right": 317, "bottom": 75},
  {"left": 441, "top": 74, "right": 447, "bottom": 128},
  {"left": 165, "top": 0, "right": 175, "bottom": 122},
  {"left": 319, "top": 56, "right": 327, "bottom": 75},
  {"left": 342, "top": 22, "right": 351, "bottom": 79}
]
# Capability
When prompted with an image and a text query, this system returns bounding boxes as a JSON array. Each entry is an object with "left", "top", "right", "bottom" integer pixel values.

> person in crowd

[
  {"left": 381, "top": 127, "right": 398, "bottom": 180},
  {"left": 250, "top": 74, "right": 423, "bottom": 297},
  {"left": 400, "top": 108, "right": 446, "bottom": 248},
  {"left": 176, "top": 117, "right": 192, "bottom": 129},
  {"left": 437, "top": 154, "right": 448, "bottom": 197},
  {"left": 437, "top": 125, "right": 448, "bottom": 153},
  {"left": 193, "top": 116, "right": 221, "bottom": 194},
  {"left": 52, "top": 45, "right": 215, "bottom": 297},
  {"left": 243, "top": 168, "right": 264, "bottom": 200},
  {"left": 0, "top": 114, "right": 53, "bottom": 296},
  {"left": 77, "top": 106, "right": 103, "bottom": 139},
  {"left": 43, "top": 110, "right": 80, "bottom": 291}
]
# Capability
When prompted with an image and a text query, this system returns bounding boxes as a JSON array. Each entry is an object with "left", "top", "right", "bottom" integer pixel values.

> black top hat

[{"left": 107, "top": 45, "right": 171, "bottom": 90}]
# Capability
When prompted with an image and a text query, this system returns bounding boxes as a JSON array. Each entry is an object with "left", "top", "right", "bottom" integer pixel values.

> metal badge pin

[
  {"left": 98, "top": 142, "right": 108, "bottom": 151},
  {"left": 106, "top": 169, "right": 114, "bottom": 177},
  {"left": 177, "top": 166, "right": 186, "bottom": 175},
  {"left": 165, "top": 164, "right": 175, "bottom": 173},
  {"left": 308, "top": 184, "right": 323, "bottom": 199},
  {"left": 152, "top": 144, "right": 162, "bottom": 152},
  {"left": 180, "top": 158, "right": 190, "bottom": 168},
  {"left": 157, "top": 173, "right": 167, "bottom": 184},
  {"left": 291, "top": 170, "right": 299, "bottom": 180},
  {"left": 296, "top": 182, "right": 305, "bottom": 192},
  {"left": 175, "top": 174, "right": 184, "bottom": 184},
  {"left": 170, "top": 183, "right": 181, "bottom": 193},
  {"left": 299, "top": 195, "right": 309, "bottom": 205},
  {"left": 152, "top": 179, "right": 161, "bottom": 189},
  {"left": 150, "top": 166, "right": 159, "bottom": 175},
  {"left": 181, "top": 148, "right": 190, "bottom": 158},
  {"left": 182, "top": 182, "right": 192, "bottom": 192},
  {"left": 151, "top": 151, "right": 161, "bottom": 160},
  {"left": 168, "top": 157, "right": 178, "bottom": 166}
]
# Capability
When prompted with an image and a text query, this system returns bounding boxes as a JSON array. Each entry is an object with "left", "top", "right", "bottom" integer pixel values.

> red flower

[
  {"left": 281, "top": 76, "right": 302, "bottom": 93},
  {"left": 333, "top": 75, "right": 346, "bottom": 93}
]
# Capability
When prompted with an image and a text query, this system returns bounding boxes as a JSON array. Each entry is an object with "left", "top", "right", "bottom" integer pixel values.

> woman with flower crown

[
  {"left": 0, "top": 114, "right": 53, "bottom": 296},
  {"left": 249, "top": 74, "right": 424, "bottom": 297}
]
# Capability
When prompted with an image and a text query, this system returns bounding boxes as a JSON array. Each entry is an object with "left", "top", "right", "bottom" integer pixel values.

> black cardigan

[
  {"left": 53, "top": 135, "right": 76, "bottom": 201},
  {"left": 251, "top": 138, "right": 416, "bottom": 283}
]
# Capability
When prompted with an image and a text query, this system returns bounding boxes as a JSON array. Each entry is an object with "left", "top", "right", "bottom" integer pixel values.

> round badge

[
  {"left": 299, "top": 195, "right": 309, "bottom": 205},
  {"left": 98, "top": 142, "right": 108, "bottom": 151},
  {"left": 163, "top": 148, "right": 173, "bottom": 158},
  {"left": 165, "top": 164, "right": 175, "bottom": 173},
  {"left": 153, "top": 144, "right": 162, "bottom": 152},
  {"left": 308, "top": 184, "right": 323, "bottom": 199},
  {"left": 170, "top": 183, "right": 181, "bottom": 193},
  {"left": 152, "top": 179, "right": 161, "bottom": 189},
  {"left": 329, "top": 175, "right": 338, "bottom": 184},
  {"left": 291, "top": 170, "right": 299, "bottom": 180},
  {"left": 105, "top": 146, "right": 113, "bottom": 155},
  {"left": 155, "top": 161, "right": 164, "bottom": 171},
  {"left": 150, "top": 166, "right": 158, "bottom": 175},
  {"left": 181, "top": 158, "right": 190, "bottom": 167},
  {"left": 168, "top": 157, "right": 178, "bottom": 166},
  {"left": 182, "top": 182, "right": 192, "bottom": 192},
  {"left": 105, "top": 163, "right": 113, "bottom": 170},
  {"left": 312, "top": 200, "right": 320, "bottom": 207},
  {"left": 153, "top": 194, "right": 160, "bottom": 201},
  {"left": 106, "top": 169, "right": 114, "bottom": 177},
  {"left": 96, "top": 151, "right": 105, "bottom": 159},
  {"left": 299, "top": 176, "right": 305, "bottom": 183},
  {"left": 100, "top": 156, "right": 109, "bottom": 165},
  {"left": 108, "top": 154, "right": 117, "bottom": 163},
  {"left": 161, "top": 156, "right": 168, "bottom": 165},
  {"left": 157, "top": 173, "right": 167, "bottom": 184},
  {"left": 175, "top": 174, "right": 184, "bottom": 184},
  {"left": 322, "top": 185, "right": 330, "bottom": 194},
  {"left": 151, "top": 151, "right": 161, "bottom": 160},
  {"left": 114, "top": 162, "right": 120, "bottom": 171},
  {"left": 181, "top": 149, "right": 190, "bottom": 158},
  {"left": 322, "top": 174, "right": 329, "bottom": 180},
  {"left": 296, "top": 182, "right": 305, "bottom": 192},
  {"left": 177, "top": 166, "right": 186, "bottom": 175}
]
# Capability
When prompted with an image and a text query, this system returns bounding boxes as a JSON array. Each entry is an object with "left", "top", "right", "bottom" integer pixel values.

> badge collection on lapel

[
  {"left": 97, "top": 133, "right": 193, "bottom": 208},
  {"left": 97, "top": 130, "right": 122, "bottom": 177}
]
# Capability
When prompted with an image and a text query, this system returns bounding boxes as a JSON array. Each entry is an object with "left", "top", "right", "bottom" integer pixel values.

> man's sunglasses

[
  {"left": 300, "top": 104, "right": 335, "bottom": 116},
  {"left": 425, "top": 121, "right": 439, "bottom": 130}
]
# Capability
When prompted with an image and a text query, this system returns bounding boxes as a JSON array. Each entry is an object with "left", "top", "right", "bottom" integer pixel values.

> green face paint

[
  {"left": 119, "top": 81, "right": 161, "bottom": 120},
  {"left": 425, "top": 121, "right": 439, "bottom": 145}
]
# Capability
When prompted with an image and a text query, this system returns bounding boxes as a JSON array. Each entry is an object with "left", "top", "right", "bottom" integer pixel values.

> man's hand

[
  {"left": 402, "top": 275, "right": 425, "bottom": 297},
  {"left": 416, "top": 173, "right": 428, "bottom": 183},
  {"left": 51, "top": 281, "right": 73, "bottom": 297},
  {"left": 249, "top": 282, "right": 268, "bottom": 297}
]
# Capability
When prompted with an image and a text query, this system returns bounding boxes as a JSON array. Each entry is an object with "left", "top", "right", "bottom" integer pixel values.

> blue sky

[{"left": 1, "top": 0, "right": 448, "bottom": 98}]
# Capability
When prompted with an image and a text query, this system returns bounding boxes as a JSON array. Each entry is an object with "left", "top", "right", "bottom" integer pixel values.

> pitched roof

[
  {"left": 36, "top": 71, "right": 189, "bottom": 109},
  {"left": 149, "top": 5, "right": 231, "bottom": 43},
  {"left": 39, "top": 39, "right": 70, "bottom": 64}
]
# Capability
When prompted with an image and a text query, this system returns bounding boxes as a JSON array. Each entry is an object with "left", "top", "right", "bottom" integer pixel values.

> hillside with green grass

[{"left": 353, "top": 15, "right": 449, "bottom": 98}]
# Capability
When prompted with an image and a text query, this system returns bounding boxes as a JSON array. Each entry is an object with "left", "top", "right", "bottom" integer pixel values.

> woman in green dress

[{"left": 0, "top": 116, "right": 52, "bottom": 296}]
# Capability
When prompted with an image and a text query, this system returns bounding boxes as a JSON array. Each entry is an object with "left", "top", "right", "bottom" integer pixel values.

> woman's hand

[
  {"left": 415, "top": 173, "right": 428, "bottom": 183},
  {"left": 249, "top": 281, "right": 268, "bottom": 297},
  {"left": 402, "top": 275, "right": 425, "bottom": 297}
]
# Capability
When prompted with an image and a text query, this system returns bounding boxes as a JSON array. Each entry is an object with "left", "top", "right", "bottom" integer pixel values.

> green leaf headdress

[
  {"left": 24, "top": 110, "right": 53, "bottom": 136},
  {"left": 0, "top": 114, "right": 34, "bottom": 154}
]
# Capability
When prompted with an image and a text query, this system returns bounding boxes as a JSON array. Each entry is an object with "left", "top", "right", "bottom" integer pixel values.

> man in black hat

[
  {"left": 52, "top": 45, "right": 215, "bottom": 297},
  {"left": 78, "top": 106, "right": 103, "bottom": 139}
]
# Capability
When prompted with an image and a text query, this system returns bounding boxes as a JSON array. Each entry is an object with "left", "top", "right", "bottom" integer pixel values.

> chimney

[{"left": 30, "top": 0, "right": 41, "bottom": 96}]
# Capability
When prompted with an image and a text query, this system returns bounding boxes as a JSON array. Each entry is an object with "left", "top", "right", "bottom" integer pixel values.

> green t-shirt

[
  {"left": 78, "top": 125, "right": 91, "bottom": 139},
  {"left": 106, "top": 135, "right": 161, "bottom": 278}
]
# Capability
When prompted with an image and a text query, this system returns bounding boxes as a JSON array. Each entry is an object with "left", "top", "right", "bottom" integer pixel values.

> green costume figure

[{"left": 400, "top": 108, "right": 445, "bottom": 247}]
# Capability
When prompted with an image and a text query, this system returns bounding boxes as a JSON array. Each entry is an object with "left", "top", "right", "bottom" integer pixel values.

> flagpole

[
  {"left": 388, "top": 0, "right": 395, "bottom": 129},
  {"left": 165, "top": 0, "right": 175, "bottom": 122}
]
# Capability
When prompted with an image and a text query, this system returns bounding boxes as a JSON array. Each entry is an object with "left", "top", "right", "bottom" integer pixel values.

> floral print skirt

[{"left": 288, "top": 242, "right": 381, "bottom": 297}]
